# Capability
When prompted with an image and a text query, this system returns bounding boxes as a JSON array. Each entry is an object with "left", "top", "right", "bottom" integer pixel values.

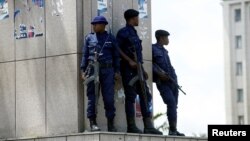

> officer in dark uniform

[
  {"left": 152, "top": 30, "right": 185, "bottom": 136},
  {"left": 116, "top": 9, "right": 162, "bottom": 135},
  {"left": 80, "top": 15, "right": 120, "bottom": 132}
]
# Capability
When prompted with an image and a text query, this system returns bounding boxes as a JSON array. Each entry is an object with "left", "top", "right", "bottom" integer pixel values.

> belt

[
  {"left": 88, "top": 61, "right": 112, "bottom": 68},
  {"left": 100, "top": 63, "right": 112, "bottom": 68}
]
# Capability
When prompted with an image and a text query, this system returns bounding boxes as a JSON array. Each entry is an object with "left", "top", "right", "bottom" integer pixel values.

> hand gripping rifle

[
  {"left": 83, "top": 54, "right": 100, "bottom": 114},
  {"left": 84, "top": 51, "right": 100, "bottom": 114},
  {"left": 83, "top": 32, "right": 110, "bottom": 114},
  {"left": 128, "top": 38, "right": 149, "bottom": 112},
  {"left": 154, "top": 63, "right": 186, "bottom": 95}
]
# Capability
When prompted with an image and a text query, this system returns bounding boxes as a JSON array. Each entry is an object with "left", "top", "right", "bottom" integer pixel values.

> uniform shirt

[
  {"left": 80, "top": 31, "right": 120, "bottom": 73},
  {"left": 152, "top": 43, "right": 177, "bottom": 82},
  {"left": 116, "top": 24, "right": 143, "bottom": 65}
]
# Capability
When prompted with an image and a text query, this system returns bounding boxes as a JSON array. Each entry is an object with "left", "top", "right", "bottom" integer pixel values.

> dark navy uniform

[
  {"left": 152, "top": 29, "right": 185, "bottom": 136},
  {"left": 116, "top": 9, "right": 162, "bottom": 135},
  {"left": 153, "top": 43, "right": 178, "bottom": 122},
  {"left": 81, "top": 31, "right": 120, "bottom": 120},
  {"left": 116, "top": 24, "right": 152, "bottom": 119},
  {"left": 81, "top": 15, "right": 120, "bottom": 132}
]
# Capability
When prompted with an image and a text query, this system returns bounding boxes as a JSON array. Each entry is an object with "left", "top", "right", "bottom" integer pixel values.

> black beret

[
  {"left": 124, "top": 9, "right": 139, "bottom": 21},
  {"left": 155, "top": 30, "right": 170, "bottom": 38}
]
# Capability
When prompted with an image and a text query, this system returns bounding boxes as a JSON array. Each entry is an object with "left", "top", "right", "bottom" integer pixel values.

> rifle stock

[{"left": 128, "top": 38, "right": 149, "bottom": 112}]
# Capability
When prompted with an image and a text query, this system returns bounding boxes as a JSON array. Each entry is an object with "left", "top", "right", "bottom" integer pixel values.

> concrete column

[
  {"left": 82, "top": 0, "right": 152, "bottom": 132},
  {"left": 45, "top": 0, "right": 84, "bottom": 135},
  {"left": 0, "top": 0, "right": 153, "bottom": 138}
]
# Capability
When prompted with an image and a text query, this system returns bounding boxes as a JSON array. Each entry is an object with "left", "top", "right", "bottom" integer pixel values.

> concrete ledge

[{"left": 1, "top": 132, "right": 207, "bottom": 141}]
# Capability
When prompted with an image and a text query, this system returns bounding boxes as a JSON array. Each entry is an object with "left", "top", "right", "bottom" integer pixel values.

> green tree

[{"left": 153, "top": 112, "right": 169, "bottom": 132}]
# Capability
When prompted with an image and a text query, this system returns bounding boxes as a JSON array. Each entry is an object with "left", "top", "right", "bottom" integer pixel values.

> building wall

[
  {"left": 222, "top": 0, "right": 250, "bottom": 125},
  {"left": 0, "top": 0, "right": 152, "bottom": 138}
]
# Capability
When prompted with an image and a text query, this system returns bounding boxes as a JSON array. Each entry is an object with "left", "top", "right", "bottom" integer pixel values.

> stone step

[{"left": 1, "top": 132, "right": 207, "bottom": 141}]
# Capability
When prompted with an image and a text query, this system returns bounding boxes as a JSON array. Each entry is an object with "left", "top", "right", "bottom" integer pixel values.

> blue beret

[{"left": 91, "top": 16, "right": 108, "bottom": 25}]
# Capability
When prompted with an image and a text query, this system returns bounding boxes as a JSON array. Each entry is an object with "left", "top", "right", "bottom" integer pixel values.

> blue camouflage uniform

[
  {"left": 152, "top": 43, "right": 178, "bottom": 125},
  {"left": 116, "top": 24, "right": 152, "bottom": 118},
  {"left": 80, "top": 31, "right": 120, "bottom": 119}
]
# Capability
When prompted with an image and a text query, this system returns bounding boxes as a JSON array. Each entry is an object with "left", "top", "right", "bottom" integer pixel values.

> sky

[{"left": 151, "top": 0, "right": 226, "bottom": 136}]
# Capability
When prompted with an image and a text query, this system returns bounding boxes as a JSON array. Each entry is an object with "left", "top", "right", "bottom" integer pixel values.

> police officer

[
  {"left": 116, "top": 9, "right": 162, "bottom": 135},
  {"left": 80, "top": 16, "right": 120, "bottom": 132},
  {"left": 152, "top": 30, "right": 185, "bottom": 136}
]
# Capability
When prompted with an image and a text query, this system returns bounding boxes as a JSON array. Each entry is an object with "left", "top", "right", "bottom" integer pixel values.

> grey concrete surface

[
  {"left": 46, "top": 54, "right": 79, "bottom": 135},
  {"left": 2, "top": 132, "right": 207, "bottom": 141},
  {"left": 45, "top": 0, "right": 78, "bottom": 56},
  {"left": 16, "top": 58, "right": 46, "bottom": 137},
  {"left": 0, "top": 62, "right": 15, "bottom": 138}
]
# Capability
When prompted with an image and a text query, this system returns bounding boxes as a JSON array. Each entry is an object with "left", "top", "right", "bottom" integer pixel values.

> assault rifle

[
  {"left": 84, "top": 51, "right": 100, "bottom": 114},
  {"left": 128, "top": 38, "right": 149, "bottom": 112},
  {"left": 154, "top": 63, "right": 186, "bottom": 95}
]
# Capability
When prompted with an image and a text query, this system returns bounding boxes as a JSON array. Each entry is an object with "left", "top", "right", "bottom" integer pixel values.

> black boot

[
  {"left": 107, "top": 118, "right": 117, "bottom": 132},
  {"left": 143, "top": 117, "right": 163, "bottom": 135},
  {"left": 169, "top": 130, "right": 185, "bottom": 136},
  {"left": 126, "top": 117, "right": 143, "bottom": 133},
  {"left": 168, "top": 121, "right": 185, "bottom": 136},
  {"left": 89, "top": 118, "right": 101, "bottom": 132}
]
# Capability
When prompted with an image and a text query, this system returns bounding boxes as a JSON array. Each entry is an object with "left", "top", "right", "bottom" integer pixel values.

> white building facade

[{"left": 222, "top": 0, "right": 250, "bottom": 124}]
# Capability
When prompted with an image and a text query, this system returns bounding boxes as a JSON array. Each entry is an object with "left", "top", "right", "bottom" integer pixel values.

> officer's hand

[
  {"left": 81, "top": 72, "right": 86, "bottom": 81},
  {"left": 158, "top": 73, "right": 169, "bottom": 81},
  {"left": 144, "top": 71, "right": 148, "bottom": 80},
  {"left": 129, "top": 60, "right": 137, "bottom": 69},
  {"left": 115, "top": 73, "right": 122, "bottom": 90},
  {"left": 115, "top": 73, "right": 121, "bottom": 81}
]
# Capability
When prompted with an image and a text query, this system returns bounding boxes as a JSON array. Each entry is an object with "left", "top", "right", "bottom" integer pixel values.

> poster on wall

[
  {"left": 51, "top": 0, "right": 63, "bottom": 17},
  {"left": 135, "top": 95, "right": 142, "bottom": 118},
  {"left": 32, "top": 0, "right": 44, "bottom": 7},
  {"left": 14, "top": 0, "right": 44, "bottom": 40},
  {"left": 0, "top": 0, "right": 9, "bottom": 20},
  {"left": 97, "top": 0, "right": 107, "bottom": 16},
  {"left": 138, "top": 0, "right": 148, "bottom": 19},
  {"left": 135, "top": 95, "right": 153, "bottom": 118}
]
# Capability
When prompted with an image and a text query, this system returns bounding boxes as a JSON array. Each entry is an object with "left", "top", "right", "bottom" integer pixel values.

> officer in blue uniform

[
  {"left": 80, "top": 16, "right": 120, "bottom": 132},
  {"left": 152, "top": 30, "right": 185, "bottom": 136},
  {"left": 116, "top": 9, "right": 162, "bottom": 135}
]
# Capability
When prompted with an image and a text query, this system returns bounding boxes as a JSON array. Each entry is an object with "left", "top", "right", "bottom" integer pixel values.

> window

[
  {"left": 235, "top": 9, "right": 241, "bottom": 22},
  {"left": 238, "top": 116, "right": 244, "bottom": 125},
  {"left": 235, "top": 35, "right": 242, "bottom": 49},
  {"left": 237, "top": 89, "right": 243, "bottom": 102},
  {"left": 236, "top": 62, "right": 243, "bottom": 76}
]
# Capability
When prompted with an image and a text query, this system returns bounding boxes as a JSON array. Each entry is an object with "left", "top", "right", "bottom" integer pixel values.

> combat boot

[
  {"left": 126, "top": 117, "right": 143, "bottom": 133},
  {"left": 107, "top": 118, "right": 117, "bottom": 132},
  {"left": 89, "top": 118, "right": 101, "bottom": 132},
  {"left": 169, "top": 130, "right": 185, "bottom": 136},
  {"left": 143, "top": 117, "right": 163, "bottom": 135},
  {"left": 168, "top": 120, "right": 185, "bottom": 136}
]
